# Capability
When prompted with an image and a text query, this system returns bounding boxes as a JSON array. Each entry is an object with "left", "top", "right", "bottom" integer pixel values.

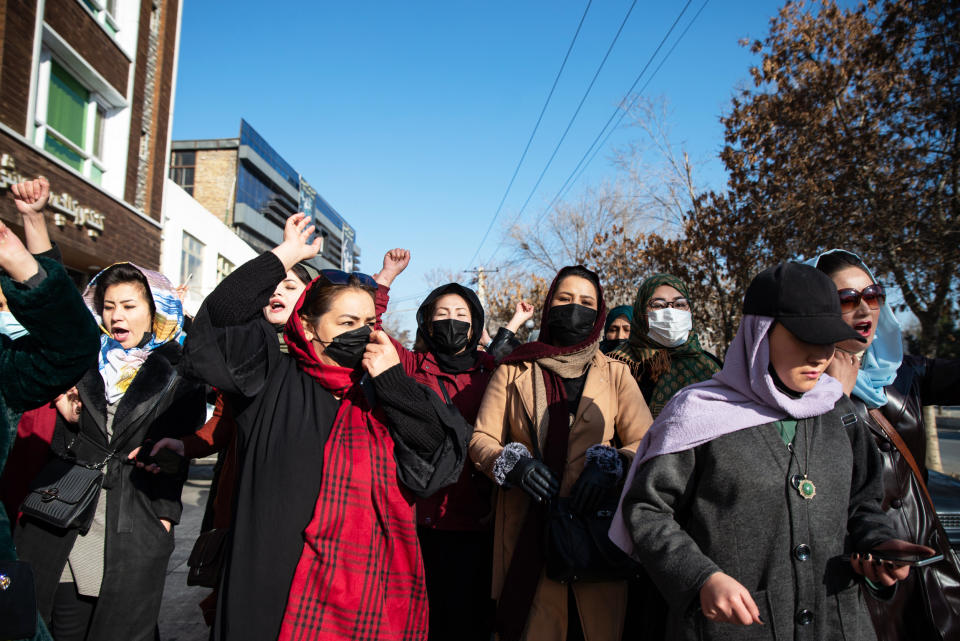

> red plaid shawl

[{"left": 278, "top": 280, "right": 428, "bottom": 641}]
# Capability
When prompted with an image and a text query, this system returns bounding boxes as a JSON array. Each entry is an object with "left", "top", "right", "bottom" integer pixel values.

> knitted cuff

[
  {"left": 493, "top": 442, "right": 532, "bottom": 486},
  {"left": 585, "top": 444, "right": 623, "bottom": 480}
]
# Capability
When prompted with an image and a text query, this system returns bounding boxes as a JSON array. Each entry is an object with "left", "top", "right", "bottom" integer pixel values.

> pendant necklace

[{"left": 787, "top": 422, "right": 816, "bottom": 500}]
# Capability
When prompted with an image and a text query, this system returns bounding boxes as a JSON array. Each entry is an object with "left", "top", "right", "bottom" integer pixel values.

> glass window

[
  {"left": 40, "top": 60, "right": 109, "bottom": 183},
  {"left": 92, "top": 105, "right": 105, "bottom": 159},
  {"left": 43, "top": 135, "right": 84, "bottom": 171},
  {"left": 180, "top": 232, "right": 204, "bottom": 287},
  {"left": 216, "top": 255, "right": 234, "bottom": 283},
  {"left": 82, "top": 0, "right": 120, "bottom": 38},
  {"left": 170, "top": 151, "right": 196, "bottom": 195},
  {"left": 47, "top": 61, "right": 88, "bottom": 148}
]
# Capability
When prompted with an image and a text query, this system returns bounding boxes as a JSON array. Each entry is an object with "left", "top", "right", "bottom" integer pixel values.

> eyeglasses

[
  {"left": 647, "top": 298, "right": 690, "bottom": 311},
  {"left": 837, "top": 284, "right": 885, "bottom": 313},
  {"left": 319, "top": 269, "right": 378, "bottom": 289}
]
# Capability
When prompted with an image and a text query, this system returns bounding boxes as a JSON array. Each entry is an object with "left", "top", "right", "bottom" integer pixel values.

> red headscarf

[
  {"left": 502, "top": 264, "right": 607, "bottom": 364},
  {"left": 282, "top": 277, "right": 361, "bottom": 395},
  {"left": 278, "top": 277, "right": 428, "bottom": 640}
]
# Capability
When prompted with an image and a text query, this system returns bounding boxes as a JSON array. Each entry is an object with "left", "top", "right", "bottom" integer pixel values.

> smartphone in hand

[{"left": 869, "top": 551, "right": 944, "bottom": 567}]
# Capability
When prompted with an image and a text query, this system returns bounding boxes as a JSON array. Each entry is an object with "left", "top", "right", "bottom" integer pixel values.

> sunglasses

[
  {"left": 319, "top": 269, "right": 378, "bottom": 289},
  {"left": 837, "top": 284, "right": 885, "bottom": 313}
]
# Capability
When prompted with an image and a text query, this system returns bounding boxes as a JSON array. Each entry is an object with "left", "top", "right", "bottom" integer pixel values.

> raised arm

[
  {"left": 486, "top": 300, "right": 534, "bottom": 362},
  {"left": 0, "top": 222, "right": 99, "bottom": 411},
  {"left": 10, "top": 176, "right": 53, "bottom": 254},
  {"left": 184, "top": 214, "right": 320, "bottom": 395},
  {"left": 372, "top": 248, "right": 416, "bottom": 369}
]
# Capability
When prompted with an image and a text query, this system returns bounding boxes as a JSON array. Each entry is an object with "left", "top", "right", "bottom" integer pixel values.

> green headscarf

[{"left": 609, "top": 273, "right": 720, "bottom": 416}]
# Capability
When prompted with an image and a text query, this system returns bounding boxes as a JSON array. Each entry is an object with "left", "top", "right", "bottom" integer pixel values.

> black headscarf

[{"left": 416, "top": 283, "right": 485, "bottom": 374}]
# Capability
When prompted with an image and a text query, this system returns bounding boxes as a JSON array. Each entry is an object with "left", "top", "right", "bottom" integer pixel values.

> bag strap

[
  {"left": 868, "top": 408, "right": 935, "bottom": 508},
  {"left": 61, "top": 430, "right": 125, "bottom": 471},
  {"left": 436, "top": 378, "right": 453, "bottom": 407}
]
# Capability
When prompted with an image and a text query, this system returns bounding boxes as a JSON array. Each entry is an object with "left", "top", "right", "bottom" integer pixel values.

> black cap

[{"left": 743, "top": 262, "right": 866, "bottom": 345}]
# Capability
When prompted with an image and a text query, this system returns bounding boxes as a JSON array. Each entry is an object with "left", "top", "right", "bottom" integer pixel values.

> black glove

[
  {"left": 570, "top": 459, "right": 619, "bottom": 515},
  {"left": 506, "top": 457, "right": 559, "bottom": 503}
]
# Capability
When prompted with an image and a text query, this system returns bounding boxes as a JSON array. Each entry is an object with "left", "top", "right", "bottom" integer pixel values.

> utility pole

[{"left": 464, "top": 267, "right": 499, "bottom": 331}]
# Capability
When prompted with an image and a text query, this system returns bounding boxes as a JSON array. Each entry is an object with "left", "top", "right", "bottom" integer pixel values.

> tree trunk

[{"left": 924, "top": 405, "right": 944, "bottom": 473}]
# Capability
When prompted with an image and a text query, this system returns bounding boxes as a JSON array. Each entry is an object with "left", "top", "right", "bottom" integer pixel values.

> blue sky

[{"left": 171, "top": 1, "right": 803, "bottom": 331}]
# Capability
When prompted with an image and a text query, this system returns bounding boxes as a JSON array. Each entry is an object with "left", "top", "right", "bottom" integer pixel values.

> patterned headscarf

[
  {"left": 610, "top": 273, "right": 720, "bottom": 416},
  {"left": 83, "top": 264, "right": 183, "bottom": 404}
]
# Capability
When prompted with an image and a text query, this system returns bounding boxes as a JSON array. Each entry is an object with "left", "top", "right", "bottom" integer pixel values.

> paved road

[{"left": 938, "top": 428, "right": 960, "bottom": 477}]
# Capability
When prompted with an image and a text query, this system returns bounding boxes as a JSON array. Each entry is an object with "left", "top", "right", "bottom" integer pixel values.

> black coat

[
  {"left": 183, "top": 251, "right": 471, "bottom": 641},
  {"left": 15, "top": 340, "right": 206, "bottom": 641},
  {"left": 853, "top": 355, "right": 960, "bottom": 641}
]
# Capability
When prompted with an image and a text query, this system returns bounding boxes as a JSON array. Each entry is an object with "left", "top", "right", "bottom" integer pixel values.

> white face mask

[{"left": 647, "top": 308, "right": 692, "bottom": 348}]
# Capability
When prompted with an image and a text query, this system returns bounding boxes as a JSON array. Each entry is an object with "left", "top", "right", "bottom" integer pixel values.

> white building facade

[{"left": 161, "top": 177, "right": 257, "bottom": 316}]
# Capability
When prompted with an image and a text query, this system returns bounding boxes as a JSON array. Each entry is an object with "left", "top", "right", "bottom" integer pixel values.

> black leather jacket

[{"left": 851, "top": 355, "right": 960, "bottom": 641}]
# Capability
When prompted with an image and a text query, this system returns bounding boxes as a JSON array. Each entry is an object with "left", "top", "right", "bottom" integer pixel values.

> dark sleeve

[
  {"left": 909, "top": 355, "right": 960, "bottom": 407},
  {"left": 486, "top": 327, "right": 521, "bottom": 363},
  {"left": 182, "top": 252, "right": 286, "bottom": 396},
  {"left": 845, "top": 409, "right": 899, "bottom": 551},
  {"left": 372, "top": 365, "right": 446, "bottom": 453},
  {"left": 371, "top": 365, "right": 472, "bottom": 497},
  {"left": 374, "top": 283, "right": 417, "bottom": 373},
  {"left": 621, "top": 450, "right": 721, "bottom": 611},
  {"left": 143, "top": 379, "right": 208, "bottom": 524},
  {"left": 35, "top": 242, "right": 62, "bottom": 264},
  {"left": 0, "top": 257, "right": 100, "bottom": 413}
]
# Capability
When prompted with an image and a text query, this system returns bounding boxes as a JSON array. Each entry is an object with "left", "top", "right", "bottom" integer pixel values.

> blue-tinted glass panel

[
  {"left": 236, "top": 166, "right": 297, "bottom": 219},
  {"left": 239, "top": 120, "right": 299, "bottom": 190}
]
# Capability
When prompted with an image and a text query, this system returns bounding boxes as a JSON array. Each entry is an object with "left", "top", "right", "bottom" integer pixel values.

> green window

[
  {"left": 43, "top": 135, "right": 84, "bottom": 171},
  {"left": 47, "top": 61, "right": 88, "bottom": 148}
]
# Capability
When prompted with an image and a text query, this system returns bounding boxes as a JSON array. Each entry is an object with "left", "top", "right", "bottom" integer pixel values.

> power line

[
  {"left": 464, "top": 0, "right": 594, "bottom": 271},
  {"left": 482, "top": 0, "right": 639, "bottom": 268},
  {"left": 483, "top": 0, "right": 698, "bottom": 266},
  {"left": 556, "top": 0, "right": 710, "bottom": 209}
]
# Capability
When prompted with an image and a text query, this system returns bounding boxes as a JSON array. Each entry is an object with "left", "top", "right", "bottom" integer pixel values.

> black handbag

[
  {"left": 187, "top": 528, "right": 230, "bottom": 588},
  {"left": 544, "top": 497, "right": 639, "bottom": 583},
  {"left": 521, "top": 410, "right": 638, "bottom": 584},
  {"left": 20, "top": 432, "right": 116, "bottom": 533},
  {"left": 0, "top": 560, "right": 38, "bottom": 639}
]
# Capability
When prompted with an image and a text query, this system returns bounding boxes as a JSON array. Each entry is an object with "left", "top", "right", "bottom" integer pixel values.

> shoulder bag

[{"left": 20, "top": 432, "right": 118, "bottom": 533}]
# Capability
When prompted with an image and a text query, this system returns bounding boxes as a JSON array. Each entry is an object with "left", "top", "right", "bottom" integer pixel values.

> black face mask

[
  {"left": 430, "top": 319, "right": 471, "bottom": 355},
  {"left": 546, "top": 303, "right": 597, "bottom": 347},
  {"left": 599, "top": 338, "right": 627, "bottom": 354},
  {"left": 321, "top": 325, "right": 372, "bottom": 369}
]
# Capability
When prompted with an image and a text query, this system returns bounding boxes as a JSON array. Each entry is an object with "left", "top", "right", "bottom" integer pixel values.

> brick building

[
  {"left": 0, "top": 0, "right": 181, "bottom": 284},
  {"left": 170, "top": 119, "right": 360, "bottom": 272}
]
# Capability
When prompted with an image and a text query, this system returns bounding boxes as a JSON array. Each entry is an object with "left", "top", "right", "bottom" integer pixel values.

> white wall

[{"left": 161, "top": 178, "right": 257, "bottom": 316}]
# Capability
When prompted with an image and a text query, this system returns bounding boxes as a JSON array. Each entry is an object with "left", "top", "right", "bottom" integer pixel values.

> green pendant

[{"left": 798, "top": 477, "right": 817, "bottom": 500}]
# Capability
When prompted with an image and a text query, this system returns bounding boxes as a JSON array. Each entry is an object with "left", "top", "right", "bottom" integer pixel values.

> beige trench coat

[{"left": 470, "top": 351, "right": 653, "bottom": 641}]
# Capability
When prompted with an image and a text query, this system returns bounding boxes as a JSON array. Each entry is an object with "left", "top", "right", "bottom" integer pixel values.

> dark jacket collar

[{"left": 77, "top": 341, "right": 183, "bottom": 443}]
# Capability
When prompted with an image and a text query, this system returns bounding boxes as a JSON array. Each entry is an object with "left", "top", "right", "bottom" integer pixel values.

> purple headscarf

[{"left": 609, "top": 314, "right": 844, "bottom": 558}]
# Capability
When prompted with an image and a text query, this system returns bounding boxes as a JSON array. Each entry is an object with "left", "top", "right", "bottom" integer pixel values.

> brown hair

[{"left": 298, "top": 276, "right": 375, "bottom": 324}]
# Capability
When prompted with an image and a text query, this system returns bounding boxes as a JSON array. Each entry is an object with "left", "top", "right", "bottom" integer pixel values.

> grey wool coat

[{"left": 622, "top": 398, "right": 897, "bottom": 641}]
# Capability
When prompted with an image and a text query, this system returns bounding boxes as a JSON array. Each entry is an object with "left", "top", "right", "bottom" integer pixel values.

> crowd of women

[{"left": 0, "top": 176, "right": 958, "bottom": 641}]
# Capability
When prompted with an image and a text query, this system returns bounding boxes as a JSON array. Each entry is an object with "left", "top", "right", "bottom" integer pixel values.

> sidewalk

[{"left": 157, "top": 464, "right": 214, "bottom": 641}]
